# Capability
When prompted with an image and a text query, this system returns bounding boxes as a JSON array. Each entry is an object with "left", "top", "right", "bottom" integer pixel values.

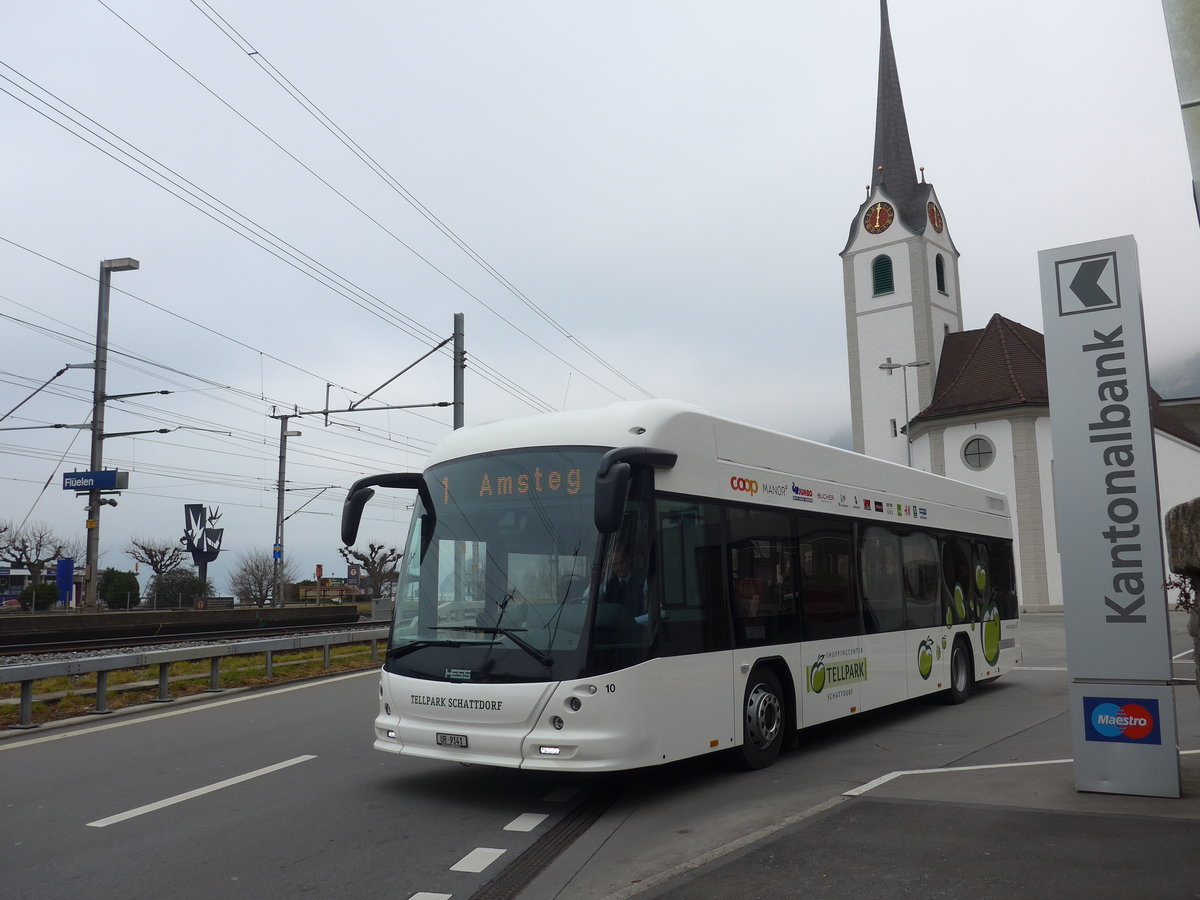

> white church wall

[
  {"left": 857, "top": 305, "right": 916, "bottom": 466},
  {"left": 1036, "top": 416, "right": 1063, "bottom": 607}
]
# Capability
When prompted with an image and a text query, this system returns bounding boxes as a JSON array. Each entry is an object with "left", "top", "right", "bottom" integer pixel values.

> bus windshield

[{"left": 389, "top": 447, "right": 607, "bottom": 682}]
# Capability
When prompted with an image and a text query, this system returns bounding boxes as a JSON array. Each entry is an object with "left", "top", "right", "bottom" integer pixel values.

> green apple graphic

[
  {"left": 810, "top": 654, "right": 826, "bottom": 693},
  {"left": 917, "top": 638, "right": 934, "bottom": 679},
  {"left": 953, "top": 583, "right": 966, "bottom": 621},
  {"left": 982, "top": 604, "right": 1001, "bottom": 665},
  {"left": 975, "top": 563, "right": 987, "bottom": 593}
]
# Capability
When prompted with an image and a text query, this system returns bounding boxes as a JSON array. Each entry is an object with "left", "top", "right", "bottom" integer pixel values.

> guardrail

[{"left": 1, "top": 627, "right": 389, "bottom": 729}]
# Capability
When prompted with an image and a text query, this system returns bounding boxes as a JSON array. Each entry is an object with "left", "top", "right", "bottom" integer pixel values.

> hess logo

[
  {"left": 1090, "top": 702, "right": 1155, "bottom": 741},
  {"left": 730, "top": 476, "right": 758, "bottom": 495}
]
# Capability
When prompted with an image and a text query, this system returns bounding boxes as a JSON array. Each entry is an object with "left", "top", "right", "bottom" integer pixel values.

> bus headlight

[{"left": 568, "top": 697, "right": 582, "bottom": 711}]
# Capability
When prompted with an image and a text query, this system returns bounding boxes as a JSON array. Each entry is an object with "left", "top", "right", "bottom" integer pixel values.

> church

[{"left": 842, "top": 1, "right": 1200, "bottom": 611}]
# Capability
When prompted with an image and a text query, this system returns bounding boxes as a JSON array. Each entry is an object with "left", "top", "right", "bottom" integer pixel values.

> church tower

[{"left": 843, "top": 0, "right": 964, "bottom": 466}]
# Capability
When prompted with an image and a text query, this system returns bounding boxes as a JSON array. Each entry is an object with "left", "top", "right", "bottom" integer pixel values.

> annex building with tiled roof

[{"left": 844, "top": 1, "right": 1200, "bottom": 611}]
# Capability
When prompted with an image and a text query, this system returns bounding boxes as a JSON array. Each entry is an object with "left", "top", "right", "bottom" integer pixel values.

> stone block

[{"left": 1166, "top": 497, "right": 1200, "bottom": 575}]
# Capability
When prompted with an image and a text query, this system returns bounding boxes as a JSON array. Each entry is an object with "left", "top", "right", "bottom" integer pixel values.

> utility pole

[
  {"left": 271, "top": 413, "right": 301, "bottom": 606},
  {"left": 84, "top": 258, "right": 138, "bottom": 608},
  {"left": 454, "top": 312, "right": 465, "bottom": 429}
]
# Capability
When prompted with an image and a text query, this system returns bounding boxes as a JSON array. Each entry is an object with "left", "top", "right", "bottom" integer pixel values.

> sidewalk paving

[{"left": 522, "top": 747, "right": 1200, "bottom": 900}]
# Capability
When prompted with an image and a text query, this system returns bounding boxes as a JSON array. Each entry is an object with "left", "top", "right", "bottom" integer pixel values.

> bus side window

[
  {"left": 860, "top": 525, "right": 904, "bottom": 633},
  {"left": 901, "top": 531, "right": 940, "bottom": 628},
  {"left": 941, "top": 536, "right": 973, "bottom": 623},
  {"left": 726, "top": 507, "right": 802, "bottom": 648},
  {"left": 796, "top": 515, "right": 856, "bottom": 640},
  {"left": 655, "top": 498, "right": 730, "bottom": 655}
]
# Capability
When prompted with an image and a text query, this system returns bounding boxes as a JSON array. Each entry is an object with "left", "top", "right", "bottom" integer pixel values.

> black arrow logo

[{"left": 1069, "top": 258, "right": 1114, "bottom": 308}]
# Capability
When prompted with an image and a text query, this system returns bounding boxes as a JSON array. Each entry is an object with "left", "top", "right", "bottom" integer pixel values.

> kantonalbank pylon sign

[{"left": 1039, "top": 235, "right": 1181, "bottom": 798}]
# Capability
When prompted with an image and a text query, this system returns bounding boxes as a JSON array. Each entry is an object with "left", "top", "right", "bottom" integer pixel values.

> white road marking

[
  {"left": 845, "top": 748, "right": 1200, "bottom": 797},
  {"left": 86, "top": 754, "right": 316, "bottom": 827},
  {"left": 1013, "top": 666, "right": 1067, "bottom": 671},
  {"left": 450, "top": 847, "right": 506, "bottom": 873},
  {"left": 0, "top": 670, "right": 376, "bottom": 753},
  {"left": 542, "top": 787, "right": 578, "bottom": 803},
  {"left": 504, "top": 812, "right": 548, "bottom": 832},
  {"left": 1172, "top": 648, "right": 1195, "bottom": 660},
  {"left": 408, "top": 894, "right": 452, "bottom": 900}
]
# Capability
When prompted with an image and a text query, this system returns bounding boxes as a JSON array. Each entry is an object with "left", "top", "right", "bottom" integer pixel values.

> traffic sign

[{"left": 63, "top": 470, "right": 129, "bottom": 491}]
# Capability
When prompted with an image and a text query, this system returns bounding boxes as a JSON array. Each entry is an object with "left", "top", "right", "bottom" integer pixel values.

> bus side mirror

[
  {"left": 342, "top": 472, "right": 431, "bottom": 546},
  {"left": 341, "top": 486, "right": 376, "bottom": 546},
  {"left": 592, "top": 447, "right": 678, "bottom": 534},
  {"left": 594, "top": 462, "right": 631, "bottom": 533}
]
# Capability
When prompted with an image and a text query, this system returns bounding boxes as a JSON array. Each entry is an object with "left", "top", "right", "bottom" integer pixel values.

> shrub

[
  {"left": 19, "top": 583, "right": 58, "bottom": 611},
  {"left": 98, "top": 569, "right": 141, "bottom": 609}
]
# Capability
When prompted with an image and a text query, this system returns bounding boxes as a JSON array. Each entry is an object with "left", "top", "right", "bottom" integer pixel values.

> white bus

[{"left": 342, "top": 400, "right": 1020, "bottom": 771}]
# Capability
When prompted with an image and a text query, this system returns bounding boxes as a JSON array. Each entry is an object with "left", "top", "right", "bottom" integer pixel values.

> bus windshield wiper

[
  {"left": 385, "top": 638, "right": 482, "bottom": 660},
  {"left": 432, "top": 625, "right": 554, "bottom": 667}
]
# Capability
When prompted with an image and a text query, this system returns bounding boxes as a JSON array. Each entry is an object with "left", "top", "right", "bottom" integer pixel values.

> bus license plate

[{"left": 436, "top": 732, "right": 468, "bottom": 748}]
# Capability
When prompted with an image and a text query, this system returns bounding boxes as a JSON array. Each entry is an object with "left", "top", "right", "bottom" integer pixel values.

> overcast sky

[{"left": 2, "top": 1, "right": 1196, "bottom": 590}]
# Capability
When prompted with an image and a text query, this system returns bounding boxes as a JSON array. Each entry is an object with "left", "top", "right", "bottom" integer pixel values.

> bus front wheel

[
  {"left": 738, "top": 668, "right": 784, "bottom": 769},
  {"left": 944, "top": 638, "right": 973, "bottom": 704}
]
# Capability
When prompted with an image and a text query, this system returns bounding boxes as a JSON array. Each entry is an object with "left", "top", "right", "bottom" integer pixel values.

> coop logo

[
  {"left": 1083, "top": 697, "right": 1161, "bottom": 744},
  {"left": 730, "top": 476, "right": 758, "bottom": 496},
  {"left": 792, "top": 483, "right": 814, "bottom": 503}
]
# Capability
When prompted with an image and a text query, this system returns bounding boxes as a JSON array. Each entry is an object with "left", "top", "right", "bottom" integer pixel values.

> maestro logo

[
  {"left": 730, "top": 476, "right": 758, "bottom": 496},
  {"left": 1083, "top": 697, "right": 1161, "bottom": 745}
]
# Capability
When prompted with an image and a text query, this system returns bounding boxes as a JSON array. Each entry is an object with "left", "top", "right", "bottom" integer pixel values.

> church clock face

[
  {"left": 864, "top": 201, "right": 894, "bottom": 234},
  {"left": 927, "top": 202, "right": 944, "bottom": 233}
]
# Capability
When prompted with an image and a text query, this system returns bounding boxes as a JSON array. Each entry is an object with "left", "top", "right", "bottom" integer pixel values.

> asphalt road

[{"left": 0, "top": 613, "right": 1194, "bottom": 900}]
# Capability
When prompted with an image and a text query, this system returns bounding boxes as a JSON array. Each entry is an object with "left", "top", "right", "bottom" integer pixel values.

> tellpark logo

[{"left": 806, "top": 653, "right": 868, "bottom": 693}]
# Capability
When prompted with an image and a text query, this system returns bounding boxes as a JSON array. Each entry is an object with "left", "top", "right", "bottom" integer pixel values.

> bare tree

[
  {"left": 127, "top": 535, "right": 186, "bottom": 578},
  {"left": 229, "top": 550, "right": 297, "bottom": 607},
  {"left": 339, "top": 541, "right": 402, "bottom": 598},
  {"left": 0, "top": 520, "right": 73, "bottom": 586}
]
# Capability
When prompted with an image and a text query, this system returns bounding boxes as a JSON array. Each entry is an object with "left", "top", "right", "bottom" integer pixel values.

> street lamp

[
  {"left": 84, "top": 257, "right": 138, "bottom": 608},
  {"left": 878, "top": 358, "right": 929, "bottom": 467}
]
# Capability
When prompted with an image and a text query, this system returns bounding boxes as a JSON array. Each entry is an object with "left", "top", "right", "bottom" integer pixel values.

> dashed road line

[
  {"left": 504, "top": 813, "right": 548, "bottom": 832},
  {"left": 450, "top": 847, "right": 506, "bottom": 873}
]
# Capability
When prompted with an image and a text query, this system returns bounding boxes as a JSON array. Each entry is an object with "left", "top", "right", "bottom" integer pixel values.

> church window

[
  {"left": 962, "top": 436, "right": 995, "bottom": 471},
  {"left": 935, "top": 254, "right": 947, "bottom": 294},
  {"left": 871, "top": 255, "right": 894, "bottom": 295}
]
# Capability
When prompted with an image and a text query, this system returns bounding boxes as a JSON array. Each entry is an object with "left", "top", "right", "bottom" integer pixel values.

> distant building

[{"left": 843, "top": 1, "right": 1200, "bottom": 610}]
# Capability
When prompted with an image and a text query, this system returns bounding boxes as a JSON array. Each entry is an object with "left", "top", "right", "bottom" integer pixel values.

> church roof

[
  {"left": 912, "top": 314, "right": 1048, "bottom": 424},
  {"left": 872, "top": 0, "right": 928, "bottom": 234},
  {"left": 909, "top": 314, "right": 1200, "bottom": 449}
]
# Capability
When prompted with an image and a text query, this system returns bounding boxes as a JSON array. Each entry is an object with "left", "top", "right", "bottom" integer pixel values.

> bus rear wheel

[
  {"left": 738, "top": 668, "right": 784, "bottom": 769},
  {"left": 944, "top": 638, "right": 973, "bottom": 704}
]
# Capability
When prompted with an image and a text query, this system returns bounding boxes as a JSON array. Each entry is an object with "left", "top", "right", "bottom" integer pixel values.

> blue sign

[
  {"left": 273, "top": 544, "right": 282, "bottom": 560},
  {"left": 56, "top": 558, "right": 74, "bottom": 607},
  {"left": 1083, "top": 696, "right": 1162, "bottom": 745},
  {"left": 63, "top": 470, "right": 128, "bottom": 491}
]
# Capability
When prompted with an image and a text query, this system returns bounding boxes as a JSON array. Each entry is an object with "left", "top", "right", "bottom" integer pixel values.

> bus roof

[{"left": 428, "top": 400, "right": 1010, "bottom": 524}]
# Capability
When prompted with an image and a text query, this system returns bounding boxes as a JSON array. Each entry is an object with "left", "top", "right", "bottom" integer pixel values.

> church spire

[{"left": 872, "top": 0, "right": 920, "bottom": 223}]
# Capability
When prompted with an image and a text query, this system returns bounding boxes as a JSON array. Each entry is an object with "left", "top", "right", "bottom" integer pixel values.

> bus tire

[
  {"left": 738, "top": 667, "right": 785, "bottom": 769},
  {"left": 944, "top": 637, "right": 973, "bottom": 705}
]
